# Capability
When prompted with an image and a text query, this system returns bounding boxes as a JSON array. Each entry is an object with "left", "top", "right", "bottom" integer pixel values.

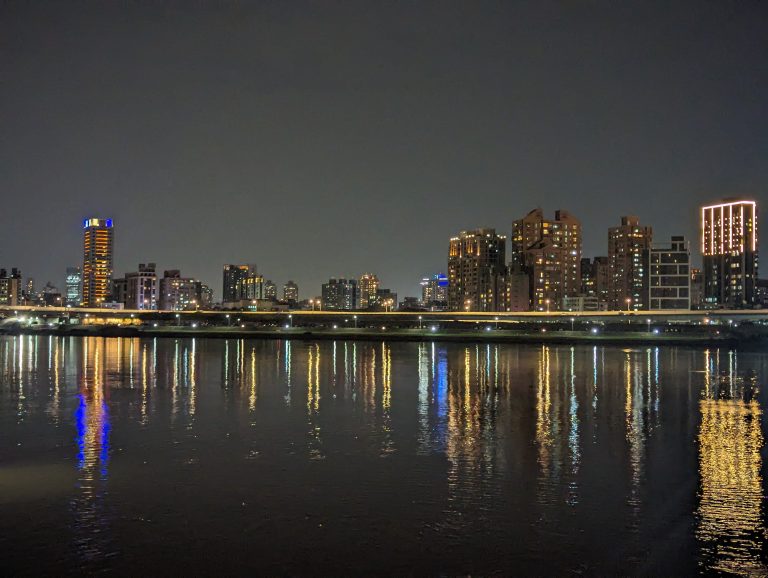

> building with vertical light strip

[
  {"left": 82, "top": 218, "right": 114, "bottom": 307},
  {"left": 701, "top": 199, "right": 758, "bottom": 308}
]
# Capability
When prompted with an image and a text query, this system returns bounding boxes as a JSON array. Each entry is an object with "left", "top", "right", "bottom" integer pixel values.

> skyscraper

[
  {"left": 608, "top": 216, "right": 652, "bottom": 310},
  {"left": 448, "top": 228, "right": 506, "bottom": 311},
  {"left": 510, "top": 209, "right": 581, "bottom": 312},
  {"left": 65, "top": 266, "right": 82, "bottom": 307},
  {"left": 702, "top": 200, "right": 758, "bottom": 308},
  {"left": 82, "top": 218, "right": 114, "bottom": 307},
  {"left": 358, "top": 273, "right": 380, "bottom": 309}
]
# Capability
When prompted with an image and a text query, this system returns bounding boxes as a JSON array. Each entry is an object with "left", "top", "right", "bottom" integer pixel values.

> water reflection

[
  {"left": 697, "top": 349, "right": 766, "bottom": 574},
  {"left": 72, "top": 337, "right": 113, "bottom": 565},
  {"left": 0, "top": 335, "right": 766, "bottom": 574}
]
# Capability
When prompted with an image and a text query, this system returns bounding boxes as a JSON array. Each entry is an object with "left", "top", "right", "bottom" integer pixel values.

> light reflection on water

[{"left": 0, "top": 335, "right": 766, "bottom": 575}]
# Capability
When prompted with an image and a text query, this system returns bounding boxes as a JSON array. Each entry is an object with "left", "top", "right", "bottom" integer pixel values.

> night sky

[{"left": 2, "top": 1, "right": 767, "bottom": 299}]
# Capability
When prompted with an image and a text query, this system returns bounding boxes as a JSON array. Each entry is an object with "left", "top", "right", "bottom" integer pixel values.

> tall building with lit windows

[
  {"left": 222, "top": 264, "right": 262, "bottom": 303},
  {"left": 447, "top": 228, "right": 506, "bottom": 311},
  {"left": 124, "top": 263, "right": 158, "bottom": 310},
  {"left": 358, "top": 273, "right": 380, "bottom": 309},
  {"left": 283, "top": 280, "right": 299, "bottom": 304},
  {"left": 608, "top": 216, "right": 652, "bottom": 310},
  {"left": 82, "top": 218, "right": 114, "bottom": 308},
  {"left": 321, "top": 278, "right": 358, "bottom": 310},
  {"left": 65, "top": 266, "right": 82, "bottom": 307},
  {"left": 420, "top": 273, "right": 448, "bottom": 307},
  {"left": 510, "top": 209, "right": 581, "bottom": 312},
  {"left": 702, "top": 199, "right": 758, "bottom": 308}
]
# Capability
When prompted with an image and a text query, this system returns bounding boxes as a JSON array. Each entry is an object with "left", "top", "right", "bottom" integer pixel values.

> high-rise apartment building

[
  {"left": 65, "top": 266, "right": 82, "bottom": 307},
  {"left": 159, "top": 270, "right": 204, "bottom": 311},
  {"left": 82, "top": 218, "right": 114, "bottom": 307},
  {"left": 222, "top": 264, "right": 263, "bottom": 303},
  {"left": 0, "top": 268, "right": 22, "bottom": 306},
  {"left": 645, "top": 236, "right": 691, "bottom": 310},
  {"left": 321, "top": 278, "right": 358, "bottom": 310},
  {"left": 580, "top": 256, "right": 609, "bottom": 307},
  {"left": 359, "top": 273, "right": 380, "bottom": 309},
  {"left": 448, "top": 228, "right": 506, "bottom": 311},
  {"left": 510, "top": 209, "right": 581, "bottom": 312},
  {"left": 701, "top": 200, "right": 758, "bottom": 308},
  {"left": 283, "top": 280, "right": 299, "bottom": 304},
  {"left": 420, "top": 274, "right": 448, "bottom": 307},
  {"left": 124, "top": 263, "right": 158, "bottom": 310},
  {"left": 608, "top": 216, "right": 652, "bottom": 310}
]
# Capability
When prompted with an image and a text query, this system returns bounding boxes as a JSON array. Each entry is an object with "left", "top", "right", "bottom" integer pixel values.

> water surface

[{"left": 1, "top": 335, "right": 766, "bottom": 575}]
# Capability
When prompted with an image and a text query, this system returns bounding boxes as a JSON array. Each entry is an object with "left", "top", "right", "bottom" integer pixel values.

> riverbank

[{"left": 0, "top": 323, "right": 747, "bottom": 348}]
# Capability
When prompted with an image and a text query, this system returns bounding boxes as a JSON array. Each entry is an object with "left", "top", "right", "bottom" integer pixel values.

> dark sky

[{"left": 2, "top": 1, "right": 767, "bottom": 299}]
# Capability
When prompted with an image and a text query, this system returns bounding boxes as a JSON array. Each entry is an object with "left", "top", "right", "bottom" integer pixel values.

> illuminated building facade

[
  {"left": 359, "top": 273, "right": 380, "bottom": 309},
  {"left": 701, "top": 200, "right": 758, "bottom": 308},
  {"left": 0, "top": 268, "right": 22, "bottom": 306},
  {"left": 222, "top": 264, "right": 263, "bottom": 303},
  {"left": 124, "top": 263, "right": 158, "bottom": 310},
  {"left": 608, "top": 216, "right": 652, "bottom": 310},
  {"left": 645, "top": 235, "right": 691, "bottom": 310},
  {"left": 82, "top": 218, "right": 114, "bottom": 307},
  {"left": 448, "top": 228, "right": 506, "bottom": 311},
  {"left": 510, "top": 209, "right": 581, "bottom": 312},
  {"left": 420, "top": 273, "right": 448, "bottom": 308},
  {"left": 321, "top": 278, "right": 357, "bottom": 310},
  {"left": 65, "top": 266, "right": 82, "bottom": 307},
  {"left": 283, "top": 280, "right": 299, "bottom": 304},
  {"left": 159, "top": 270, "right": 203, "bottom": 311}
]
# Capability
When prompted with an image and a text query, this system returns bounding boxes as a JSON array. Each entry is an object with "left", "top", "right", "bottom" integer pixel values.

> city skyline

[{"left": 2, "top": 2, "right": 767, "bottom": 299}]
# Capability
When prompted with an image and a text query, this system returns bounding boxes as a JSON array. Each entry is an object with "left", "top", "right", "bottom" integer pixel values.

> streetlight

[
  {"left": 545, "top": 298, "right": 550, "bottom": 313},
  {"left": 225, "top": 313, "right": 230, "bottom": 327},
  {"left": 570, "top": 317, "right": 575, "bottom": 332},
  {"left": 175, "top": 313, "right": 180, "bottom": 325},
  {"left": 418, "top": 315, "right": 423, "bottom": 330},
  {"left": 353, "top": 315, "right": 358, "bottom": 329},
  {"left": 309, "top": 299, "right": 315, "bottom": 311},
  {"left": 495, "top": 316, "right": 499, "bottom": 330},
  {"left": 647, "top": 318, "right": 652, "bottom": 333},
  {"left": 288, "top": 314, "right": 293, "bottom": 328},
  {"left": 464, "top": 299, "right": 471, "bottom": 312},
  {"left": 625, "top": 297, "right": 632, "bottom": 312}
]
